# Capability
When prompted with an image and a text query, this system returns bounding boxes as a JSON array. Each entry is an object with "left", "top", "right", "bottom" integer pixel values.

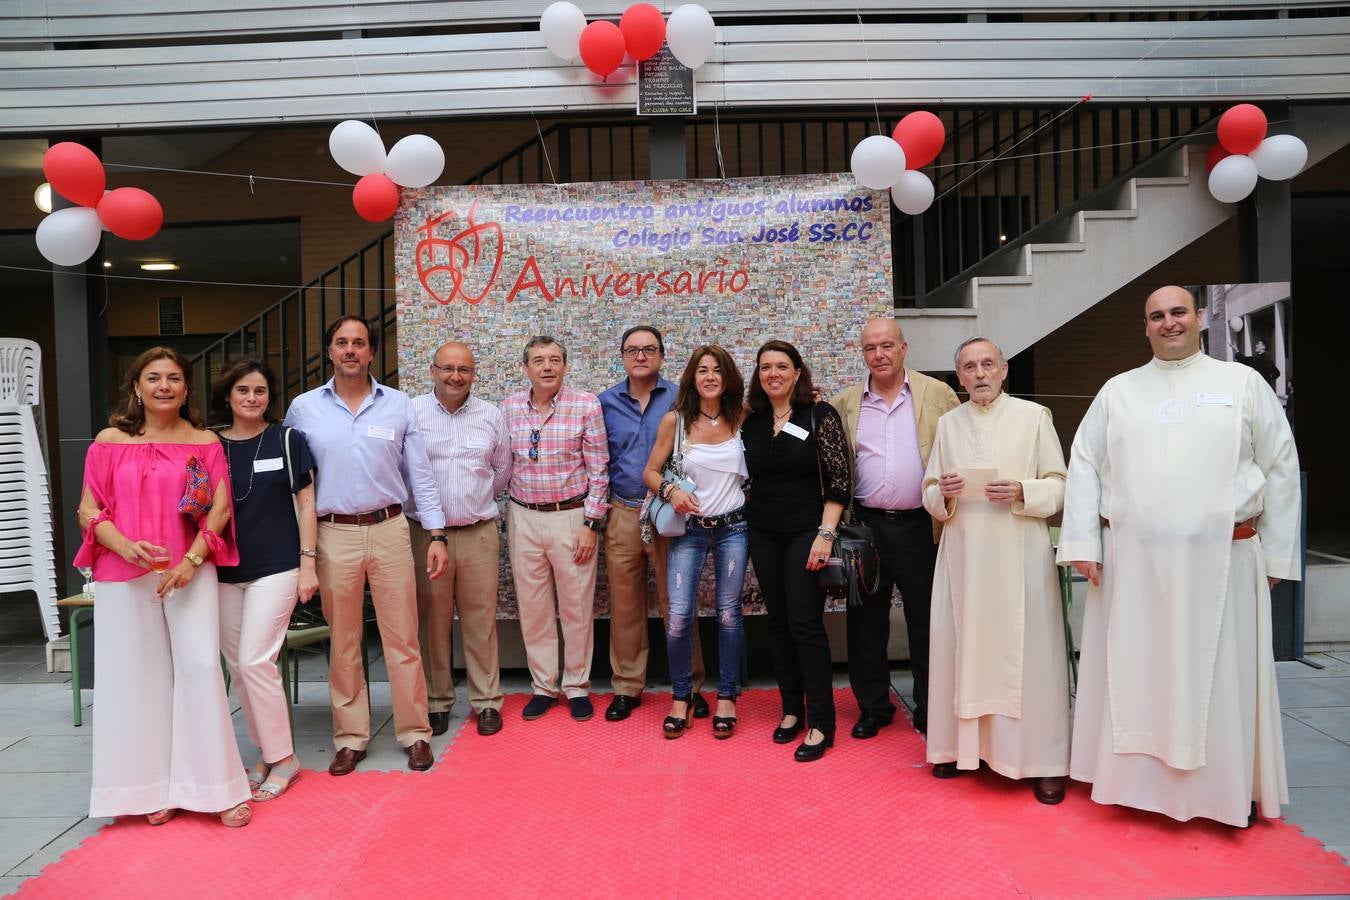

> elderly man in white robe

[
  {"left": 1058, "top": 285, "right": 1300, "bottom": 828},
  {"left": 922, "top": 337, "right": 1071, "bottom": 805}
]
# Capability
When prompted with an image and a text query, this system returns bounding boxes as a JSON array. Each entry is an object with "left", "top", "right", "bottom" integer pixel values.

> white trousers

[
  {"left": 219, "top": 569, "right": 299, "bottom": 763},
  {"left": 90, "top": 568, "right": 250, "bottom": 817}
]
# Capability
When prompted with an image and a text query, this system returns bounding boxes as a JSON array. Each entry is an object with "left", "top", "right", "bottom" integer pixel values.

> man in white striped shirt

[{"left": 406, "top": 342, "right": 513, "bottom": 737}]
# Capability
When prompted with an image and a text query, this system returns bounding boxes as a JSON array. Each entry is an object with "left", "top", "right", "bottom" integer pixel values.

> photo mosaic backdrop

[{"left": 393, "top": 174, "right": 895, "bottom": 617}]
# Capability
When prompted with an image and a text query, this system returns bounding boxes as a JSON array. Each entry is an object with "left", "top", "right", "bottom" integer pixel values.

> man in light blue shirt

[
  {"left": 284, "top": 315, "right": 447, "bottom": 776},
  {"left": 598, "top": 325, "right": 705, "bottom": 722}
]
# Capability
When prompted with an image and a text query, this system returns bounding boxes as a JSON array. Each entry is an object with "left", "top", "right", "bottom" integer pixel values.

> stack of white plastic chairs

[{"left": 0, "top": 338, "right": 61, "bottom": 642}]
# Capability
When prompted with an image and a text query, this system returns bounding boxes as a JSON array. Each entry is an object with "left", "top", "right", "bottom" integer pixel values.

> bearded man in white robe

[
  {"left": 1058, "top": 285, "right": 1300, "bottom": 828},
  {"left": 922, "top": 337, "right": 1071, "bottom": 805}
]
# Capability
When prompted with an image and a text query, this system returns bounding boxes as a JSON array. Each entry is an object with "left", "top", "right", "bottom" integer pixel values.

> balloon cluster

[
  {"left": 849, "top": 112, "right": 947, "bottom": 215},
  {"left": 541, "top": 2, "right": 716, "bottom": 78},
  {"left": 1205, "top": 104, "right": 1308, "bottom": 204},
  {"left": 35, "top": 142, "right": 165, "bottom": 266},
  {"left": 328, "top": 121, "right": 446, "bottom": 222}
]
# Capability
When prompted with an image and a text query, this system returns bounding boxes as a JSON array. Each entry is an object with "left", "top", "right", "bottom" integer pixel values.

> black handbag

[{"left": 810, "top": 406, "right": 882, "bottom": 606}]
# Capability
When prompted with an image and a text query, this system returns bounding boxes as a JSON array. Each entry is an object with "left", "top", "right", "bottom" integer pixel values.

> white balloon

[
  {"left": 35, "top": 207, "right": 102, "bottom": 266},
  {"left": 850, "top": 135, "right": 906, "bottom": 191},
  {"left": 1207, "top": 154, "right": 1259, "bottom": 204},
  {"left": 385, "top": 134, "right": 445, "bottom": 188},
  {"left": 667, "top": 4, "right": 716, "bottom": 69},
  {"left": 540, "top": 1, "right": 587, "bottom": 61},
  {"left": 328, "top": 120, "right": 387, "bottom": 176},
  {"left": 1250, "top": 134, "right": 1308, "bottom": 181},
  {"left": 890, "top": 170, "right": 935, "bottom": 216}
]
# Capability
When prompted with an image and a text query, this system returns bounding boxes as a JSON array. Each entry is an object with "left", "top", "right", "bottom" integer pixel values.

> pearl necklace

[{"left": 223, "top": 424, "right": 269, "bottom": 502}]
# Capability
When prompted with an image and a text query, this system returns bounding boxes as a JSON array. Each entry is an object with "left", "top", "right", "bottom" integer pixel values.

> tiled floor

[{"left": 1, "top": 598, "right": 1347, "bottom": 898}]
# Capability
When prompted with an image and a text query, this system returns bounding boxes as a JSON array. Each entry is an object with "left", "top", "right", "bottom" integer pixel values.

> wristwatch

[
  {"left": 429, "top": 534, "right": 449, "bottom": 545},
  {"left": 816, "top": 528, "right": 838, "bottom": 541},
  {"left": 184, "top": 552, "right": 205, "bottom": 567},
  {"left": 299, "top": 548, "right": 317, "bottom": 558},
  {"left": 583, "top": 517, "right": 607, "bottom": 533}
]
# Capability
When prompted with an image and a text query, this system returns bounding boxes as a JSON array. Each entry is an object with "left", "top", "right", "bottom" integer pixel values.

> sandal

[
  {"left": 219, "top": 802, "right": 252, "bottom": 828},
  {"left": 712, "top": 695, "right": 737, "bottom": 740},
  {"left": 662, "top": 695, "right": 694, "bottom": 740},
  {"left": 246, "top": 760, "right": 270, "bottom": 792},
  {"left": 252, "top": 758, "right": 302, "bottom": 803},
  {"left": 146, "top": 808, "right": 176, "bottom": 826}
]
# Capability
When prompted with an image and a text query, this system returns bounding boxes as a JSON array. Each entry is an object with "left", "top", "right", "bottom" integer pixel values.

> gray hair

[
  {"left": 953, "top": 336, "right": 1005, "bottom": 370},
  {"left": 522, "top": 335, "right": 567, "bottom": 365}
]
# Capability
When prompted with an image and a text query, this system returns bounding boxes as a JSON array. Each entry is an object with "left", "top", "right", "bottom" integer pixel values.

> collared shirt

[
  {"left": 283, "top": 376, "right": 446, "bottom": 529},
  {"left": 502, "top": 385, "right": 610, "bottom": 521},
  {"left": 598, "top": 376, "right": 676, "bottom": 502},
  {"left": 854, "top": 374, "right": 925, "bottom": 510},
  {"left": 405, "top": 393, "right": 512, "bottom": 527}
]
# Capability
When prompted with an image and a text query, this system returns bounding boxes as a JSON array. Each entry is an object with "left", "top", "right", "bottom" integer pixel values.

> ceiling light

[
  {"left": 139, "top": 262, "right": 179, "bottom": 271},
  {"left": 34, "top": 183, "right": 52, "bottom": 214},
  {"left": 102, "top": 261, "right": 112, "bottom": 268}
]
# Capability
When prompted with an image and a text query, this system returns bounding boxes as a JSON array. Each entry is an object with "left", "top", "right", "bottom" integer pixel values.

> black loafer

[
  {"left": 428, "top": 711, "right": 451, "bottom": 736},
  {"left": 850, "top": 710, "right": 895, "bottom": 739},
  {"left": 605, "top": 694, "right": 641, "bottom": 721},
  {"left": 569, "top": 696, "right": 594, "bottom": 721},
  {"left": 1034, "top": 776, "right": 1066, "bottom": 805},
  {"left": 931, "top": 762, "right": 962, "bottom": 779},
  {"left": 522, "top": 694, "right": 556, "bottom": 720},
  {"left": 691, "top": 693, "right": 710, "bottom": 719},
  {"left": 773, "top": 717, "right": 805, "bottom": 744}
]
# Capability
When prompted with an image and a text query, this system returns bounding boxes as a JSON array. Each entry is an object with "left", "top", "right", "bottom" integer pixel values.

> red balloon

[
  {"left": 43, "top": 142, "right": 106, "bottom": 208},
  {"left": 1205, "top": 143, "right": 1232, "bottom": 172},
  {"left": 619, "top": 4, "right": 666, "bottom": 62},
  {"left": 892, "top": 111, "right": 946, "bottom": 170},
  {"left": 352, "top": 174, "right": 399, "bottom": 222},
  {"left": 96, "top": 188, "right": 163, "bottom": 241},
  {"left": 579, "top": 21, "right": 626, "bottom": 78},
  {"left": 1217, "top": 104, "right": 1267, "bottom": 156}
]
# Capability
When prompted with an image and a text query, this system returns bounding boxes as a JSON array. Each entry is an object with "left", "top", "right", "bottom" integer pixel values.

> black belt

[
  {"left": 856, "top": 503, "right": 927, "bottom": 520},
  {"left": 510, "top": 493, "right": 587, "bottom": 512},
  {"left": 687, "top": 507, "right": 747, "bottom": 530},
  {"left": 321, "top": 504, "right": 402, "bottom": 525}
]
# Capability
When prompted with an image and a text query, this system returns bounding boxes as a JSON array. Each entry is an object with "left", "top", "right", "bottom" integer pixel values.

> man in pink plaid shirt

[{"left": 503, "top": 335, "right": 611, "bottom": 722}]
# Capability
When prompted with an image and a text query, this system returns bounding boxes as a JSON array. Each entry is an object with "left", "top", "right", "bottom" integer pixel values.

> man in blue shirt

[
  {"left": 598, "top": 325, "right": 706, "bottom": 722},
  {"left": 284, "top": 315, "right": 448, "bottom": 776}
]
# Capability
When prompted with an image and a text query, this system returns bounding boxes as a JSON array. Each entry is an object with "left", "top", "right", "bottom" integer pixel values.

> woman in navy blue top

[{"left": 212, "top": 357, "right": 317, "bottom": 802}]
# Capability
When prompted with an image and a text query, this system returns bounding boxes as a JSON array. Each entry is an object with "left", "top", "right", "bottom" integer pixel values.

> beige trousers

[
  {"left": 508, "top": 504, "right": 597, "bottom": 699},
  {"left": 317, "top": 515, "right": 430, "bottom": 750},
  {"left": 410, "top": 518, "right": 504, "bottom": 714},
  {"left": 604, "top": 501, "right": 704, "bottom": 696}
]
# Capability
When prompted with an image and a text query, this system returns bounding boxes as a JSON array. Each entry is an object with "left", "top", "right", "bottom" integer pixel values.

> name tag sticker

[
  {"left": 367, "top": 424, "right": 396, "bottom": 441},
  {"left": 253, "top": 457, "right": 283, "bottom": 473},
  {"left": 780, "top": 422, "right": 809, "bottom": 441},
  {"left": 1196, "top": 393, "right": 1234, "bottom": 407},
  {"left": 465, "top": 438, "right": 491, "bottom": 450}
]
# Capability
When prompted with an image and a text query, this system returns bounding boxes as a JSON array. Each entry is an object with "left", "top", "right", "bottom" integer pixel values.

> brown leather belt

[
  {"left": 1100, "top": 517, "right": 1256, "bottom": 540},
  {"left": 446, "top": 519, "right": 493, "bottom": 531},
  {"left": 321, "top": 504, "right": 402, "bottom": 526},
  {"left": 510, "top": 494, "right": 587, "bottom": 512}
]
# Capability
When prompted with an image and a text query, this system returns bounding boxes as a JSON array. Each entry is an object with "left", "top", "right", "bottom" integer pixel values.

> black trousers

[
  {"left": 851, "top": 505, "right": 939, "bottom": 729},
  {"left": 749, "top": 527, "right": 836, "bottom": 736}
]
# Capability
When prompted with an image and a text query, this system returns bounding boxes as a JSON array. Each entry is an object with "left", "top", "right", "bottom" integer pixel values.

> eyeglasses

[
  {"left": 528, "top": 428, "right": 540, "bottom": 460},
  {"left": 431, "top": 363, "right": 474, "bottom": 376},
  {"left": 621, "top": 345, "right": 661, "bottom": 359}
]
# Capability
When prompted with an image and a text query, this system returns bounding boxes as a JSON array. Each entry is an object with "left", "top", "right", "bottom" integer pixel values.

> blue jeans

[{"left": 665, "top": 517, "right": 749, "bottom": 698}]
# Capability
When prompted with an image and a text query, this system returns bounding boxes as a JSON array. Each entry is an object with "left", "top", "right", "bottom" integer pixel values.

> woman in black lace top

[{"left": 742, "top": 340, "right": 851, "bottom": 761}]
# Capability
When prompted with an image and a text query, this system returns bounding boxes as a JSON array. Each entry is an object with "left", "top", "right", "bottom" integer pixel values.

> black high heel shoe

[
  {"left": 663, "top": 695, "right": 694, "bottom": 740},
  {"left": 772, "top": 715, "right": 804, "bottom": 744},
  {"left": 793, "top": 727, "right": 834, "bottom": 762},
  {"left": 712, "top": 695, "right": 737, "bottom": 740}
]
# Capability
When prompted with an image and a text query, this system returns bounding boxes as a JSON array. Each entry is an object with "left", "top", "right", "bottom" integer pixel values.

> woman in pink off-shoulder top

[{"left": 74, "top": 347, "right": 252, "bottom": 828}]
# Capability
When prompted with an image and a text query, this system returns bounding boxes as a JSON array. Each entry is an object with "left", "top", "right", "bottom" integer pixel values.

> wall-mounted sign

[
  {"left": 158, "top": 296, "right": 184, "bottom": 336},
  {"left": 637, "top": 45, "right": 696, "bottom": 116}
]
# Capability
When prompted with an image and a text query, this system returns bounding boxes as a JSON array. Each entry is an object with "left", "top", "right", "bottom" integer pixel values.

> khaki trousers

[
  {"left": 410, "top": 518, "right": 503, "bottom": 714},
  {"left": 508, "top": 504, "right": 597, "bottom": 699},
  {"left": 317, "top": 515, "right": 430, "bottom": 750},
  {"left": 605, "top": 501, "right": 704, "bottom": 696}
]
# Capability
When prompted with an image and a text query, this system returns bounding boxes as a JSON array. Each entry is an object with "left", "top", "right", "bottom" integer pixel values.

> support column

[
  {"left": 52, "top": 136, "right": 107, "bottom": 599},
  {"left": 649, "top": 118, "right": 686, "bottom": 180}
]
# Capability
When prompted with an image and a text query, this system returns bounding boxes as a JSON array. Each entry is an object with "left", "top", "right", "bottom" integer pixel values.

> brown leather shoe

[
  {"left": 1034, "top": 776, "right": 1066, "bottom": 805},
  {"left": 428, "top": 711, "right": 451, "bottom": 736},
  {"left": 406, "top": 740, "right": 434, "bottom": 771},
  {"left": 328, "top": 747, "right": 366, "bottom": 776},
  {"left": 477, "top": 708, "right": 503, "bottom": 736}
]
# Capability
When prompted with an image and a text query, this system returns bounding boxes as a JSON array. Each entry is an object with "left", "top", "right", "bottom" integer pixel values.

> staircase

[{"left": 898, "top": 106, "right": 1350, "bottom": 372}]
